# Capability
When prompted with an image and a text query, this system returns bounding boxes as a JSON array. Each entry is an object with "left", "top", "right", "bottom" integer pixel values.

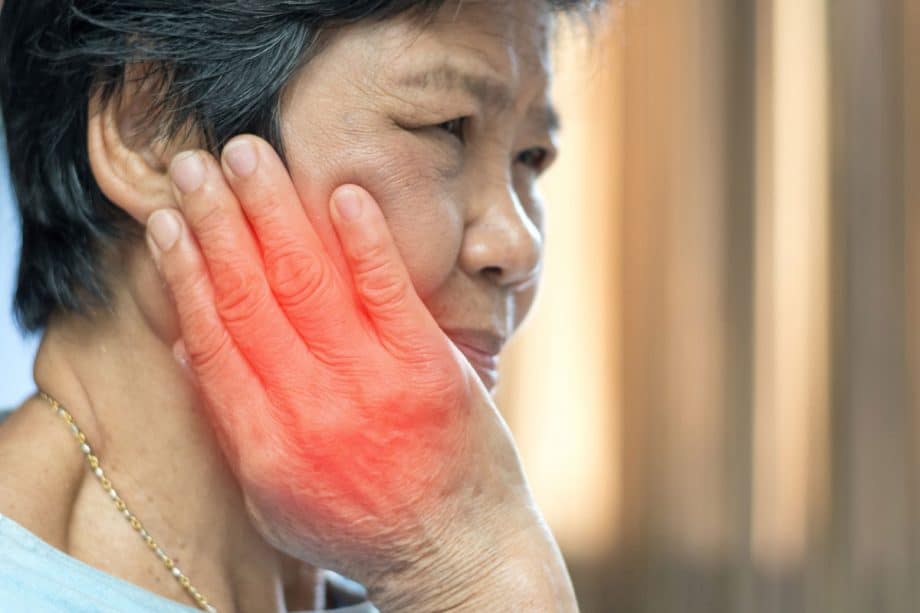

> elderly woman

[{"left": 0, "top": 0, "right": 594, "bottom": 611}]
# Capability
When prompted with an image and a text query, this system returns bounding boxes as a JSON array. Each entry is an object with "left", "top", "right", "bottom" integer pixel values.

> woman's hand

[{"left": 144, "top": 136, "right": 576, "bottom": 610}]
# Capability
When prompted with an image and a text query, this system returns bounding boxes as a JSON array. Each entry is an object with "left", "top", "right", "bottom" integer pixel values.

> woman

[{"left": 0, "top": 0, "right": 593, "bottom": 610}]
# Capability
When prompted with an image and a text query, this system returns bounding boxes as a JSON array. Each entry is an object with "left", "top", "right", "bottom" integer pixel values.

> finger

[
  {"left": 145, "top": 208, "right": 266, "bottom": 449},
  {"left": 328, "top": 185, "right": 441, "bottom": 357},
  {"left": 169, "top": 149, "right": 313, "bottom": 381},
  {"left": 220, "top": 136, "right": 360, "bottom": 358}
]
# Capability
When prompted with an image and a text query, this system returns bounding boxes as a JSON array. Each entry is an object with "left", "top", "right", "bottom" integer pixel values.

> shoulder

[
  {"left": 0, "top": 397, "right": 86, "bottom": 552},
  {"left": 0, "top": 514, "right": 101, "bottom": 612},
  {"left": 0, "top": 513, "right": 196, "bottom": 612}
]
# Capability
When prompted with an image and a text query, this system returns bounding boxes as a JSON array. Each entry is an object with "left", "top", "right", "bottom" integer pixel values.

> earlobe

[{"left": 86, "top": 94, "right": 179, "bottom": 224}]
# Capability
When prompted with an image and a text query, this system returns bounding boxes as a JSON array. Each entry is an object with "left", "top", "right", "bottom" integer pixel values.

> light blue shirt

[{"left": 0, "top": 409, "right": 376, "bottom": 612}]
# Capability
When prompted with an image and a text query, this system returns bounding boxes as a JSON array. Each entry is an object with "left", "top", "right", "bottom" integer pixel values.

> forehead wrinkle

[
  {"left": 396, "top": 62, "right": 561, "bottom": 135},
  {"left": 397, "top": 63, "right": 516, "bottom": 115}
]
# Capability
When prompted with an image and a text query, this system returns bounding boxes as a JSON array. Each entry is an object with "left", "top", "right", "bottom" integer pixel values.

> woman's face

[{"left": 277, "top": 1, "right": 558, "bottom": 389}]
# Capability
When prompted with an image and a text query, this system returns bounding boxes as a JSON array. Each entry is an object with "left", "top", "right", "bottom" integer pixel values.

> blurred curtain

[
  {"left": 0, "top": 118, "right": 40, "bottom": 407},
  {"left": 499, "top": 1, "right": 920, "bottom": 612}
]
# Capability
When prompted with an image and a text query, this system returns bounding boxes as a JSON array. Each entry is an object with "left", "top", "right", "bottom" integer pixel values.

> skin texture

[
  {"left": 149, "top": 143, "right": 548, "bottom": 607},
  {"left": 152, "top": 144, "right": 484, "bottom": 572},
  {"left": 0, "top": 1, "right": 577, "bottom": 610}
]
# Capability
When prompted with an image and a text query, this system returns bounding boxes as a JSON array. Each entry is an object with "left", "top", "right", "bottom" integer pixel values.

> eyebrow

[{"left": 396, "top": 63, "right": 561, "bottom": 133}]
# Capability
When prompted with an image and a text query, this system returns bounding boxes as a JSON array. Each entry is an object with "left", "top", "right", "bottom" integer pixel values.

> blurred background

[
  {"left": 495, "top": 1, "right": 920, "bottom": 612},
  {"left": 0, "top": 126, "right": 39, "bottom": 406},
  {"left": 1, "top": 1, "right": 918, "bottom": 612}
]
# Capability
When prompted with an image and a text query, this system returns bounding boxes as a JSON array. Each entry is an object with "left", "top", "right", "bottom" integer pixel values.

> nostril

[{"left": 481, "top": 265, "right": 503, "bottom": 279}]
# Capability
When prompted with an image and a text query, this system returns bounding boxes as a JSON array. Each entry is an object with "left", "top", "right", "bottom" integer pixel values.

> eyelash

[
  {"left": 433, "top": 117, "right": 551, "bottom": 173},
  {"left": 436, "top": 117, "right": 468, "bottom": 143},
  {"left": 516, "top": 147, "right": 550, "bottom": 173}
]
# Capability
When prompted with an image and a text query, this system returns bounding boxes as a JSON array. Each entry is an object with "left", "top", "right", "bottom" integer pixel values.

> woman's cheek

[
  {"left": 373, "top": 168, "right": 465, "bottom": 299},
  {"left": 285, "top": 117, "right": 466, "bottom": 298},
  {"left": 513, "top": 284, "right": 539, "bottom": 331},
  {"left": 329, "top": 144, "right": 465, "bottom": 299}
]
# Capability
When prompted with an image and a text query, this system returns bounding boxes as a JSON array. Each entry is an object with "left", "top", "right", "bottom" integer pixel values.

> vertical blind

[{"left": 499, "top": 2, "right": 920, "bottom": 611}]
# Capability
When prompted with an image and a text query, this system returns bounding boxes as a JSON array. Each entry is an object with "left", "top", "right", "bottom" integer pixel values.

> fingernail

[
  {"left": 223, "top": 139, "right": 258, "bottom": 177},
  {"left": 147, "top": 209, "right": 181, "bottom": 253},
  {"left": 170, "top": 151, "right": 205, "bottom": 194},
  {"left": 334, "top": 187, "right": 363, "bottom": 221}
]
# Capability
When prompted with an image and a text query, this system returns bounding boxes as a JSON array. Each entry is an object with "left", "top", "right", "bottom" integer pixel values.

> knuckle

[
  {"left": 267, "top": 248, "right": 335, "bottom": 309},
  {"left": 187, "top": 324, "right": 233, "bottom": 377},
  {"left": 250, "top": 193, "right": 284, "bottom": 223},
  {"left": 185, "top": 185, "right": 228, "bottom": 229},
  {"left": 170, "top": 266, "right": 209, "bottom": 304},
  {"left": 350, "top": 240, "right": 389, "bottom": 275},
  {"left": 355, "top": 259, "right": 408, "bottom": 310},
  {"left": 212, "top": 264, "right": 270, "bottom": 326}
]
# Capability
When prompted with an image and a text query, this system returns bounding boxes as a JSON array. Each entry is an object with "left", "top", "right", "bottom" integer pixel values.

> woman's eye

[
  {"left": 516, "top": 147, "right": 550, "bottom": 172},
  {"left": 436, "top": 117, "right": 468, "bottom": 143}
]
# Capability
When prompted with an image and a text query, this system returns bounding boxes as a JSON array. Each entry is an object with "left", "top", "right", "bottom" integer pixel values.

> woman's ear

[{"left": 86, "top": 82, "right": 192, "bottom": 224}]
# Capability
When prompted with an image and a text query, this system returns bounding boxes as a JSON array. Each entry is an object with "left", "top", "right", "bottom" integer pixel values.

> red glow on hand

[{"left": 149, "top": 137, "right": 480, "bottom": 578}]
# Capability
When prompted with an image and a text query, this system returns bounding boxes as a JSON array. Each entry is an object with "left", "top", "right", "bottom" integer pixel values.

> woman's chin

[{"left": 473, "top": 365, "right": 499, "bottom": 393}]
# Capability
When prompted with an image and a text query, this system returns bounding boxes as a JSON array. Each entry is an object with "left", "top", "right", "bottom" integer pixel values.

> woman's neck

[{"left": 1, "top": 277, "right": 319, "bottom": 611}]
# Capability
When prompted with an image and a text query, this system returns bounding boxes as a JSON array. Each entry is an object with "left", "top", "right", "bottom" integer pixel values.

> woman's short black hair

[{"left": 0, "top": 0, "right": 594, "bottom": 332}]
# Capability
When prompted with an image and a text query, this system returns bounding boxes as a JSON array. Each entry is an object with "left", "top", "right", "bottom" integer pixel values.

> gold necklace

[{"left": 39, "top": 391, "right": 217, "bottom": 613}]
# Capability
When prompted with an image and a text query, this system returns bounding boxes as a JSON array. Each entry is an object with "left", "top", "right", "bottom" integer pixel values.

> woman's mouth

[{"left": 442, "top": 329, "right": 505, "bottom": 392}]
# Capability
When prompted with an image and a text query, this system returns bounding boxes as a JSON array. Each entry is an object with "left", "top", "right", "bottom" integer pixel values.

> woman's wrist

[{"left": 366, "top": 501, "right": 578, "bottom": 612}]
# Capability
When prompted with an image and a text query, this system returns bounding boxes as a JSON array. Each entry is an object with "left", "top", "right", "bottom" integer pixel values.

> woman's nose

[{"left": 459, "top": 185, "right": 543, "bottom": 288}]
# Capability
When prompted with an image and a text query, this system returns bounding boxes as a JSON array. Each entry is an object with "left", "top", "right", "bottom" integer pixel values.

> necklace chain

[{"left": 39, "top": 391, "right": 217, "bottom": 613}]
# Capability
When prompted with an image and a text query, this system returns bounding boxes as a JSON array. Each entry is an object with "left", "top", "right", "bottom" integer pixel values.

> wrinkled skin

[
  {"left": 150, "top": 139, "right": 523, "bottom": 581},
  {"left": 145, "top": 1, "right": 565, "bottom": 605}
]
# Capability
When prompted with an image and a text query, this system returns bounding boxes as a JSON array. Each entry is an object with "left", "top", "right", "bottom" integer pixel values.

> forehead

[
  {"left": 398, "top": 1, "right": 551, "bottom": 74},
  {"left": 340, "top": 1, "right": 553, "bottom": 96}
]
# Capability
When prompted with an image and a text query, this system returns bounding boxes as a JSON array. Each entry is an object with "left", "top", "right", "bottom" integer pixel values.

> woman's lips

[
  {"left": 456, "top": 343, "right": 499, "bottom": 390},
  {"left": 442, "top": 329, "right": 504, "bottom": 391}
]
